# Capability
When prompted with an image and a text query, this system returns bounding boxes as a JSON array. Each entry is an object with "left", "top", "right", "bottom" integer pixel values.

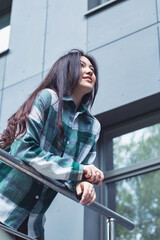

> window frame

[
  {"left": 95, "top": 92, "right": 160, "bottom": 240},
  {"left": 104, "top": 157, "right": 160, "bottom": 184},
  {"left": 86, "top": 0, "right": 125, "bottom": 16}
]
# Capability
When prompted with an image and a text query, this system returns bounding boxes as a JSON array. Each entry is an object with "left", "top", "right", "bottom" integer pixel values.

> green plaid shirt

[{"left": 0, "top": 88, "right": 100, "bottom": 238}]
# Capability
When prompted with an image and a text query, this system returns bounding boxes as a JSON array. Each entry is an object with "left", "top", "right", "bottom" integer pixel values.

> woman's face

[{"left": 78, "top": 56, "right": 96, "bottom": 96}]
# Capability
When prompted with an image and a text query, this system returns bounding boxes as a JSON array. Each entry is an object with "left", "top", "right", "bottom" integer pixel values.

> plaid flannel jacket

[{"left": 0, "top": 88, "right": 100, "bottom": 238}]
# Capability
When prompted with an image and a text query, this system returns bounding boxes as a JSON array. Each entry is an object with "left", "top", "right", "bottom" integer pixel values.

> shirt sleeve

[
  {"left": 82, "top": 122, "right": 101, "bottom": 165},
  {"left": 10, "top": 89, "right": 84, "bottom": 183},
  {"left": 64, "top": 119, "right": 101, "bottom": 191}
]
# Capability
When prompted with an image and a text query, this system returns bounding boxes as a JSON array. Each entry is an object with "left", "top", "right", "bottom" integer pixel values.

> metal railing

[{"left": 0, "top": 149, "right": 135, "bottom": 240}]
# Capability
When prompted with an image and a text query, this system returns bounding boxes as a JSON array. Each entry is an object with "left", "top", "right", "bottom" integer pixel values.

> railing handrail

[
  {"left": 0, "top": 149, "right": 135, "bottom": 232},
  {"left": 0, "top": 223, "right": 33, "bottom": 240}
]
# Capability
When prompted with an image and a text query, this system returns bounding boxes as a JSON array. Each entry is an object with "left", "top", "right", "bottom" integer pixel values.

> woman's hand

[
  {"left": 76, "top": 181, "right": 96, "bottom": 205},
  {"left": 83, "top": 164, "right": 104, "bottom": 185}
]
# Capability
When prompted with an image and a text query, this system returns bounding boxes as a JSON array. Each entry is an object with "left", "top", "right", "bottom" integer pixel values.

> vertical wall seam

[
  {"left": 86, "top": 5, "right": 88, "bottom": 53},
  {"left": 41, "top": 0, "right": 49, "bottom": 80},
  {"left": 0, "top": 55, "right": 7, "bottom": 123},
  {"left": 157, "top": 25, "right": 160, "bottom": 75},
  {"left": 155, "top": 0, "right": 159, "bottom": 23},
  {"left": 155, "top": 0, "right": 160, "bottom": 76}
]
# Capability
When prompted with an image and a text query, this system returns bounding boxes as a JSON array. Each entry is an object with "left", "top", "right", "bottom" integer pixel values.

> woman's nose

[{"left": 85, "top": 67, "right": 93, "bottom": 75}]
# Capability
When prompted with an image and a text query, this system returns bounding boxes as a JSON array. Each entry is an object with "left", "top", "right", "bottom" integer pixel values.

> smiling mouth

[{"left": 83, "top": 77, "right": 92, "bottom": 82}]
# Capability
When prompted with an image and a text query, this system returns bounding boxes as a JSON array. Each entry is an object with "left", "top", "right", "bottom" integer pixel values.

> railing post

[
  {"left": 106, "top": 218, "right": 116, "bottom": 240},
  {"left": 110, "top": 218, "right": 116, "bottom": 240},
  {"left": 107, "top": 218, "right": 110, "bottom": 240}
]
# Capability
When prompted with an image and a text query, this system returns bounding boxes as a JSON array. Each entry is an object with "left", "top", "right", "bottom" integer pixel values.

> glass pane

[
  {"left": 113, "top": 123, "right": 160, "bottom": 169},
  {"left": 0, "top": 12, "right": 10, "bottom": 30},
  {"left": 0, "top": 25, "right": 11, "bottom": 54},
  {"left": 115, "top": 171, "right": 160, "bottom": 240},
  {"left": 101, "top": 0, "right": 113, "bottom": 3}
]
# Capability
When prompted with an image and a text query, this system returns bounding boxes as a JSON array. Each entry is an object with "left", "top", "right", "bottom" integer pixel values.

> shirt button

[
  {"left": 67, "top": 141, "right": 70, "bottom": 144},
  {"left": 35, "top": 195, "right": 39, "bottom": 200}
]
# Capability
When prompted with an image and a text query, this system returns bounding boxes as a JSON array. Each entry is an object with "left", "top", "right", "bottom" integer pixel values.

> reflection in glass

[
  {"left": 115, "top": 171, "right": 160, "bottom": 240},
  {"left": 113, "top": 123, "right": 160, "bottom": 168}
]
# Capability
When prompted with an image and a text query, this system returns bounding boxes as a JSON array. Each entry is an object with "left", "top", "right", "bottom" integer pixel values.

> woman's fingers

[
  {"left": 83, "top": 165, "right": 97, "bottom": 180},
  {"left": 94, "top": 169, "right": 104, "bottom": 185},
  {"left": 83, "top": 166, "right": 92, "bottom": 179},
  {"left": 76, "top": 181, "right": 96, "bottom": 205},
  {"left": 76, "top": 182, "right": 83, "bottom": 196},
  {"left": 88, "top": 190, "right": 96, "bottom": 205},
  {"left": 83, "top": 165, "right": 104, "bottom": 185},
  {"left": 81, "top": 189, "right": 96, "bottom": 205},
  {"left": 79, "top": 184, "right": 90, "bottom": 204}
]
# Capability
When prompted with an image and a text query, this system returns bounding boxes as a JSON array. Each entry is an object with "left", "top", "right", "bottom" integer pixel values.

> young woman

[{"left": 0, "top": 49, "right": 104, "bottom": 240}]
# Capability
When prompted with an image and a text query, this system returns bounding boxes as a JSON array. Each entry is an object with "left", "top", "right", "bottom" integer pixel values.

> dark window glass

[
  {"left": 0, "top": 0, "right": 12, "bottom": 54},
  {"left": 0, "top": 12, "right": 11, "bottom": 54},
  {"left": 88, "top": 0, "right": 114, "bottom": 10},
  {"left": 88, "top": 0, "right": 100, "bottom": 10},
  {"left": 101, "top": 0, "right": 108, "bottom": 3},
  {"left": 0, "top": 12, "right": 10, "bottom": 30}
]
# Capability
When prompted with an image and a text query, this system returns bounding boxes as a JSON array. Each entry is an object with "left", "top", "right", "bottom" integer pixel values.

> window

[
  {"left": 0, "top": 12, "right": 11, "bottom": 54},
  {"left": 103, "top": 118, "right": 160, "bottom": 239},
  {"left": 115, "top": 171, "right": 160, "bottom": 239},
  {"left": 88, "top": 0, "right": 120, "bottom": 11},
  {"left": 0, "top": 0, "right": 12, "bottom": 55},
  {"left": 114, "top": 123, "right": 160, "bottom": 169},
  {"left": 84, "top": 93, "right": 160, "bottom": 239}
]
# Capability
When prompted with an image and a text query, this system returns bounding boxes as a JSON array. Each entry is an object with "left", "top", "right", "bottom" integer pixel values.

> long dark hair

[{"left": 0, "top": 49, "right": 99, "bottom": 149}]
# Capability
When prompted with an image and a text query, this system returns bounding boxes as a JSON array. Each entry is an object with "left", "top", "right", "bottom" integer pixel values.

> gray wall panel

[
  {"left": 91, "top": 25, "right": 160, "bottom": 115},
  {"left": 44, "top": 0, "right": 87, "bottom": 71},
  {"left": 157, "top": 0, "right": 160, "bottom": 21},
  {"left": 4, "top": 0, "right": 47, "bottom": 88},
  {"left": 0, "top": 73, "right": 42, "bottom": 133},
  {"left": 87, "top": 0, "right": 157, "bottom": 51},
  {"left": 45, "top": 194, "right": 84, "bottom": 240},
  {"left": 0, "top": 56, "right": 6, "bottom": 90}
]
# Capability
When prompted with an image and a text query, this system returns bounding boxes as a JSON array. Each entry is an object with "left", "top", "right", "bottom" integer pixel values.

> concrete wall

[
  {"left": 0, "top": 0, "right": 87, "bottom": 239},
  {"left": 1, "top": 0, "right": 160, "bottom": 239},
  {"left": 87, "top": 0, "right": 160, "bottom": 115}
]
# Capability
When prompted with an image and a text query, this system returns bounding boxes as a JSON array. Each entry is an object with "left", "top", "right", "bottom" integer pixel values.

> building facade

[{"left": 0, "top": 0, "right": 160, "bottom": 239}]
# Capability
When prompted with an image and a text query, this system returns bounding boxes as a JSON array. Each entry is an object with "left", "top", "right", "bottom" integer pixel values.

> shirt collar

[
  {"left": 62, "top": 96, "right": 88, "bottom": 114},
  {"left": 62, "top": 96, "right": 73, "bottom": 102}
]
